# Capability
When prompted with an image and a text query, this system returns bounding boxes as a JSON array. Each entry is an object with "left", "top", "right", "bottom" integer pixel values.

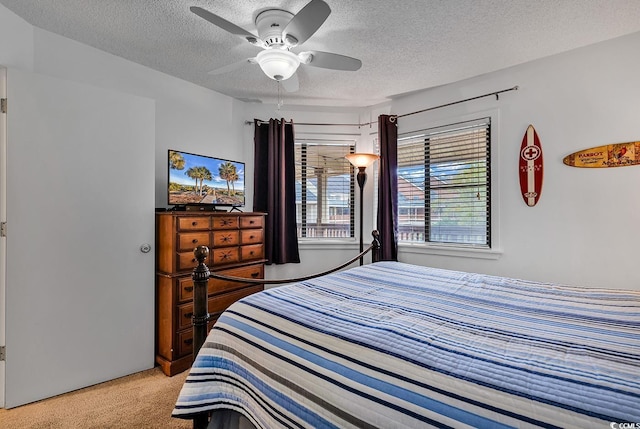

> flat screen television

[{"left": 168, "top": 149, "right": 245, "bottom": 209}]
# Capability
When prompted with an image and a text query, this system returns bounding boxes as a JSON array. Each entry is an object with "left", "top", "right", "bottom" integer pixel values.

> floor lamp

[{"left": 346, "top": 153, "right": 380, "bottom": 265}]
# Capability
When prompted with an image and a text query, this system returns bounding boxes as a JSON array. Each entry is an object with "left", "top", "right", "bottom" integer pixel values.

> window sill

[
  {"left": 399, "top": 242, "right": 503, "bottom": 260},
  {"left": 297, "top": 239, "right": 360, "bottom": 250}
]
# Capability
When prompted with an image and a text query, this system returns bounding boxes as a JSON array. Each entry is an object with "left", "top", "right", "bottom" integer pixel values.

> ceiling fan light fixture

[{"left": 256, "top": 49, "right": 301, "bottom": 81}]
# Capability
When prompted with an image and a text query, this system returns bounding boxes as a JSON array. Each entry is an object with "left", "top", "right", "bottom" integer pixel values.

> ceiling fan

[{"left": 190, "top": 0, "right": 362, "bottom": 91}]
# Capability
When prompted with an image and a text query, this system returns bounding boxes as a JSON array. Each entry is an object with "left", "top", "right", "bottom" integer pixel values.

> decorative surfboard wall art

[
  {"left": 519, "top": 124, "right": 543, "bottom": 207},
  {"left": 563, "top": 141, "right": 640, "bottom": 168}
]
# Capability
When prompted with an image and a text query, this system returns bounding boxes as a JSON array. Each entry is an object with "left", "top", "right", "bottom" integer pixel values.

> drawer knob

[
  {"left": 249, "top": 220, "right": 255, "bottom": 224},
  {"left": 249, "top": 251, "right": 254, "bottom": 255},
  {"left": 184, "top": 339, "right": 193, "bottom": 345},
  {"left": 192, "top": 239, "right": 198, "bottom": 244},
  {"left": 184, "top": 286, "right": 193, "bottom": 292},
  {"left": 192, "top": 258, "right": 196, "bottom": 263},
  {"left": 249, "top": 235, "right": 254, "bottom": 239},
  {"left": 192, "top": 221, "right": 198, "bottom": 226},
  {"left": 251, "top": 272, "right": 259, "bottom": 278}
]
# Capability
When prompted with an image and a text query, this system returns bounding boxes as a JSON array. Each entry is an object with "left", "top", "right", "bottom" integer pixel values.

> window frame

[
  {"left": 294, "top": 138, "right": 356, "bottom": 242},
  {"left": 393, "top": 110, "right": 502, "bottom": 260}
]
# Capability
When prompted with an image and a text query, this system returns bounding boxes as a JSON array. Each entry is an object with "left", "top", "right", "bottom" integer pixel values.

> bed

[{"left": 173, "top": 260, "right": 640, "bottom": 428}]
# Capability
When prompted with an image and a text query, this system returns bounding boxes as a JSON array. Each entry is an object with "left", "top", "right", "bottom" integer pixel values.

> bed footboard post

[
  {"left": 192, "top": 246, "right": 211, "bottom": 362},
  {"left": 192, "top": 246, "right": 211, "bottom": 429},
  {"left": 371, "top": 230, "right": 381, "bottom": 263}
]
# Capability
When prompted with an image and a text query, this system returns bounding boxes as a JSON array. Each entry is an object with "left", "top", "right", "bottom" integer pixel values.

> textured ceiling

[{"left": 3, "top": 0, "right": 640, "bottom": 107}]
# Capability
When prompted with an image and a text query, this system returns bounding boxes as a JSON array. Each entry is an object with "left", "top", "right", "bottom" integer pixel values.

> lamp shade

[
  {"left": 256, "top": 49, "right": 301, "bottom": 81},
  {"left": 345, "top": 153, "right": 379, "bottom": 168}
]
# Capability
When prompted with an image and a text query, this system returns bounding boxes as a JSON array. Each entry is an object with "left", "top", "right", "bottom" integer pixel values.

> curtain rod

[
  {"left": 245, "top": 119, "right": 362, "bottom": 127},
  {"left": 245, "top": 85, "right": 519, "bottom": 128}
]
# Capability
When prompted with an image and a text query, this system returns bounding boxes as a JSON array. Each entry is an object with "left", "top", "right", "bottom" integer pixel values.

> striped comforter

[{"left": 173, "top": 261, "right": 640, "bottom": 428}]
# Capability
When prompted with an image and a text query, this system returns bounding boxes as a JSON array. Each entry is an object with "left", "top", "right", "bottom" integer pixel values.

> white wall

[
  {"left": 391, "top": 31, "right": 640, "bottom": 290},
  {"left": 28, "top": 27, "right": 247, "bottom": 209},
  {"left": 0, "top": 5, "right": 33, "bottom": 71}
]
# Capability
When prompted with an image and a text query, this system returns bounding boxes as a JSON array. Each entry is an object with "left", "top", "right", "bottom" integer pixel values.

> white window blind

[
  {"left": 397, "top": 118, "right": 491, "bottom": 247},
  {"left": 295, "top": 141, "right": 355, "bottom": 238}
]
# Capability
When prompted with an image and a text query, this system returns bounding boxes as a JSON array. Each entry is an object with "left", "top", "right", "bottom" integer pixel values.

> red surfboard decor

[
  {"left": 519, "top": 125, "right": 543, "bottom": 207},
  {"left": 563, "top": 141, "right": 640, "bottom": 168}
]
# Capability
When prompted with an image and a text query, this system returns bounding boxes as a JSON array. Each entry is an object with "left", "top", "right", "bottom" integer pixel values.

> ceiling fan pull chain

[{"left": 277, "top": 81, "right": 284, "bottom": 110}]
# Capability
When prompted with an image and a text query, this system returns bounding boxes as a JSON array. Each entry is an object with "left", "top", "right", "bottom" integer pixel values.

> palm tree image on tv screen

[{"left": 168, "top": 150, "right": 245, "bottom": 206}]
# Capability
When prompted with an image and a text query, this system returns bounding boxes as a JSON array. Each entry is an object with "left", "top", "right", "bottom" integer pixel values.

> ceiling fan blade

[
  {"left": 281, "top": 73, "right": 299, "bottom": 92},
  {"left": 208, "top": 58, "right": 257, "bottom": 75},
  {"left": 300, "top": 51, "right": 362, "bottom": 71},
  {"left": 282, "top": 0, "right": 331, "bottom": 47},
  {"left": 190, "top": 6, "right": 261, "bottom": 45}
]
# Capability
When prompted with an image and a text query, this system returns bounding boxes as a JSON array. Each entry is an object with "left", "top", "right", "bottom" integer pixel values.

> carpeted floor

[{"left": 0, "top": 367, "right": 192, "bottom": 429}]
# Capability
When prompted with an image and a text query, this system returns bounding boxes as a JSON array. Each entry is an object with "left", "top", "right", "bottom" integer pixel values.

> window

[
  {"left": 295, "top": 141, "right": 355, "bottom": 238},
  {"left": 397, "top": 118, "right": 491, "bottom": 247}
]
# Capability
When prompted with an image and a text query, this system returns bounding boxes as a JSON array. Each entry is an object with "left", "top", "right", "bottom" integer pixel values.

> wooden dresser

[{"left": 155, "top": 211, "right": 267, "bottom": 376}]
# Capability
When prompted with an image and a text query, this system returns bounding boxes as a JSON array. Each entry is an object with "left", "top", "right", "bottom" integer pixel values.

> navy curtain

[
  {"left": 254, "top": 119, "right": 300, "bottom": 265},
  {"left": 376, "top": 115, "right": 398, "bottom": 261}
]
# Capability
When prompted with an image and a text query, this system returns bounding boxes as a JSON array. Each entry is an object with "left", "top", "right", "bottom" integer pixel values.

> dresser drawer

[
  {"left": 177, "top": 216, "right": 210, "bottom": 231},
  {"left": 241, "top": 229, "right": 263, "bottom": 244},
  {"left": 177, "top": 277, "right": 195, "bottom": 303},
  {"left": 176, "top": 285, "right": 263, "bottom": 332},
  {"left": 177, "top": 263, "right": 264, "bottom": 302},
  {"left": 176, "top": 329, "right": 194, "bottom": 357},
  {"left": 213, "top": 230, "right": 239, "bottom": 247},
  {"left": 176, "top": 251, "right": 208, "bottom": 271},
  {"left": 177, "top": 302, "right": 196, "bottom": 332},
  {"left": 240, "top": 216, "right": 264, "bottom": 229},
  {"left": 176, "top": 302, "right": 217, "bottom": 332},
  {"left": 176, "top": 319, "right": 216, "bottom": 358},
  {"left": 211, "top": 264, "right": 264, "bottom": 294},
  {"left": 241, "top": 244, "right": 264, "bottom": 261},
  {"left": 177, "top": 232, "right": 211, "bottom": 251},
  {"left": 209, "top": 285, "right": 264, "bottom": 316},
  {"left": 212, "top": 216, "right": 238, "bottom": 230},
  {"left": 211, "top": 246, "right": 240, "bottom": 265}
]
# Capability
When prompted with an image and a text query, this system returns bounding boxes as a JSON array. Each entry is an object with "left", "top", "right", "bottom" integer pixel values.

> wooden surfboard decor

[
  {"left": 563, "top": 141, "right": 640, "bottom": 168},
  {"left": 519, "top": 125, "right": 543, "bottom": 207}
]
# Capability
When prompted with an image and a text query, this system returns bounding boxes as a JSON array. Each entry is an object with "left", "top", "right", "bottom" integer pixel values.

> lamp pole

[
  {"left": 356, "top": 167, "right": 367, "bottom": 265},
  {"left": 345, "top": 153, "right": 380, "bottom": 266}
]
